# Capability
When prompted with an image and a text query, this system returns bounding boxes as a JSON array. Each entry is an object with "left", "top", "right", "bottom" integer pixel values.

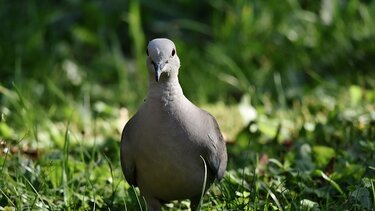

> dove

[{"left": 120, "top": 38, "right": 227, "bottom": 211}]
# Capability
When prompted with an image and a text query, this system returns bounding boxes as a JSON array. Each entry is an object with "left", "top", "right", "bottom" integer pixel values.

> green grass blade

[
  {"left": 318, "top": 170, "right": 346, "bottom": 197},
  {"left": 131, "top": 185, "right": 143, "bottom": 211},
  {"left": 62, "top": 126, "right": 71, "bottom": 205},
  {"left": 197, "top": 155, "right": 208, "bottom": 211}
]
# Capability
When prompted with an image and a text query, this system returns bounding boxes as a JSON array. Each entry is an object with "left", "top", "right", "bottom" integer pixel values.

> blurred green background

[
  {"left": 1, "top": 0, "right": 375, "bottom": 210},
  {"left": 1, "top": 0, "right": 374, "bottom": 108}
]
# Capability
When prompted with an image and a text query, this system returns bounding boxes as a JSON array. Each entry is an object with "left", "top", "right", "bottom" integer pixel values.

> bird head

[{"left": 146, "top": 38, "right": 180, "bottom": 82}]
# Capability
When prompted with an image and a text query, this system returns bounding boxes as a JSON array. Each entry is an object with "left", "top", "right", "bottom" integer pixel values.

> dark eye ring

[
  {"left": 146, "top": 49, "right": 149, "bottom": 56},
  {"left": 171, "top": 49, "right": 175, "bottom": 56}
]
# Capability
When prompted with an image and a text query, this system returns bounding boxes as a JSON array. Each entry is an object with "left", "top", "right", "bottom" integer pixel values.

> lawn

[{"left": 1, "top": 0, "right": 375, "bottom": 210}]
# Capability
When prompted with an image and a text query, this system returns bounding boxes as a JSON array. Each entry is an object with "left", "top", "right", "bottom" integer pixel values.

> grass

[
  {"left": 1, "top": 0, "right": 375, "bottom": 210},
  {"left": 1, "top": 81, "right": 374, "bottom": 210}
]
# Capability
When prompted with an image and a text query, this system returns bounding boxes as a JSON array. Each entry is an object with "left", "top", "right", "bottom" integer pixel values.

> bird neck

[{"left": 147, "top": 77, "right": 184, "bottom": 104}]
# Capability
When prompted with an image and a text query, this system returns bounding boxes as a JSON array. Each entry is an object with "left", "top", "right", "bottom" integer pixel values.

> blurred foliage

[
  {"left": 227, "top": 84, "right": 375, "bottom": 210},
  {"left": 0, "top": 0, "right": 375, "bottom": 210},
  {"left": 1, "top": 0, "right": 374, "bottom": 106}
]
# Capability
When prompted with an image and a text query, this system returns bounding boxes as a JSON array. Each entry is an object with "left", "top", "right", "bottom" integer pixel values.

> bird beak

[{"left": 154, "top": 62, "right": 164, "bottom": 82}]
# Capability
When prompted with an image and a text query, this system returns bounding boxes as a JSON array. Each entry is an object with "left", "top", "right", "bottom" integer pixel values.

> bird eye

[
  {"left": 146, "top": 49, "right": 149, "bottom": 56},
  {"left": 171, "top": 49, "right": 175, "bottom": 57}
]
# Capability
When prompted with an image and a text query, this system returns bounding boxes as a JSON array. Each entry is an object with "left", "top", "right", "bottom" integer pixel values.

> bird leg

[
  {"left": 190, "top": 196, "right": 202, "bottom": 211},
  {"left": 143, "top": 195, "right": 162, "bottom": 211}
]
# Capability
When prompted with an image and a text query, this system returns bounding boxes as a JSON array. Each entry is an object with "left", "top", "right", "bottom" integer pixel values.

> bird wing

[
  {"left": 200, "top": 111, "right": 228, "bottom": 181},
  {"left": 120, "top": 116, "right": 137, "bottom": 187}
]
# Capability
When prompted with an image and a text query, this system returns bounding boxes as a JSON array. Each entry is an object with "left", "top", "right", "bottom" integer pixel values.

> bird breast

[{"left": 134, "top": 99, "right": 210, "bottom": 200}]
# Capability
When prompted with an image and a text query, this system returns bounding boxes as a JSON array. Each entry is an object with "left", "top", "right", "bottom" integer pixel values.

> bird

[{"left": 120, "top": 38, "right": 227, "bottom": 211}]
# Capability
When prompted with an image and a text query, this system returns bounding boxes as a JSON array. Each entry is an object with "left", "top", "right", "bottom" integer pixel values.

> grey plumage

[{"left": 120, "top": 38, "right": 227, "bottom": 211}]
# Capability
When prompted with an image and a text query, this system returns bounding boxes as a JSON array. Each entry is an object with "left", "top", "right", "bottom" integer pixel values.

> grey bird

[{"left": 120, "top": 38, "right": 227, "bottom": 211}]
